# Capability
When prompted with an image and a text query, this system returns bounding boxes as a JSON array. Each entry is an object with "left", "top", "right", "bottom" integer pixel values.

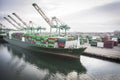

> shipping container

[
  {"left": 58, "top": 42, "right": 65, "bottom": 48},
  {"left": 97, "top": 42, "right": 104, "bottom": 48},
  {"left": 102, "top": 37, "right": 108, "bottom": 42},
  {"left": 118, "top": 38, "right": 120, "bottom": 44},
  {"left": 112, "top": 37, "right": 118, "bottom": 42},
  {"left": 114, "top": 41, "right": 118, "bottom": 46},
  {"left": 104, "top": 40, "right": 114, "bottom": 48},
  {"left": 90, "top": 42, "right": 97, "bottom": 47}
]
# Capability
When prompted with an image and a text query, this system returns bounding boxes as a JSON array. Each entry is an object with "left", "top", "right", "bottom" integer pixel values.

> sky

[{"left": 0, "top": 0, "right": 120, "bottom": 32}]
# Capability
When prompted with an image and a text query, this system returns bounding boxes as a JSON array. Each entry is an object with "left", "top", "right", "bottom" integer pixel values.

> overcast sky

[{"left": 0, "top": 0, "right": 120, "bottom": 32}]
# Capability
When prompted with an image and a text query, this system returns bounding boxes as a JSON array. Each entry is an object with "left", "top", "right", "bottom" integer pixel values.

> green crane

[
  {"left": 32, "top": 3, "right": 70, "bottom": 36},
  {"left": 51, "top": 17, "right": 70, "bottom": 36}
]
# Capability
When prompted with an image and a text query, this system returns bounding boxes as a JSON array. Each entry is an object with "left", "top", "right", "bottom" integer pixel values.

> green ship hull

[{"left": 4, "top": 38, "right": 86, "bottom": 59}]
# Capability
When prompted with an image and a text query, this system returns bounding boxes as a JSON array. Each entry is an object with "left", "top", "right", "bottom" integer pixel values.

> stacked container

[
  {"left": 41, "top": 35, "right": 49, "bottom": 47},
  {"left": 34, "top": 35, "right": 41, "bottom": 45},
  {"left": 28, "top": 35, "right": 35, "bottom": 45},
  {"left": 104, "top": 40, "right": 114, "bottom": 48},
  {"left": 48, "top": 37, "right": 58, "bottom": 47},
  {"left": 118, "top": 38, "right": 120, "bottom": 44},
  {"left": 102, "top": 37, "right": 108, "bottom": 42},
  {"left": 97, "top": 42, "right": 104, "bottom": 48},
  {"left": 12, "top": 33, "right": 23, "bottom": 40},
  {"left": 89, "top": 39, "right": 98, "bottom": 47},
  {"left": 58, "top": 38, "right": 66, "bottom": 48},
  {"left": 112, "top": 37, "right": 118, "bottom": 46},
  {"left": 23, "top": 34, "right": 28, "bottom": 42},
  {"left": 67, "top": 37, "right": 73, "bottom": 41},
  {"left": 90, "top": 41, "right": 97, "bottom": 47}
]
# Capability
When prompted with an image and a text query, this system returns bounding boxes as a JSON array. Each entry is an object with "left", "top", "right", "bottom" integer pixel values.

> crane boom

[
  {"left": 12, "top": 13, "right": 28, "bottom": 28},
  {"left": 4, "top": 17, "right": 20, "bottom": 29},
  {"left": 7, "top": 15, "right": 24, "bottom": 28},
  {"left": 32, "top": 3, "right": 54, "bottom": 28}
]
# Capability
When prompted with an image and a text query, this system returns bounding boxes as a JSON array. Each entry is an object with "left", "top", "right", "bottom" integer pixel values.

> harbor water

[{"left": 0, "top": 43, "right": 120, "bottom": 80}]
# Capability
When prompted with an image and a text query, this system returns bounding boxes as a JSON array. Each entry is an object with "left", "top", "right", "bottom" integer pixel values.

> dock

[{"left": 82, "top": 44, "right": 120, "bottom": 63}]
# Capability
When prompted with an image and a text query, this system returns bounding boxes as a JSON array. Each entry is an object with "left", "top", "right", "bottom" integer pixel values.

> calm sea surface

[{"left": 0, "top": 43, "right": 120, "bottom": 80}]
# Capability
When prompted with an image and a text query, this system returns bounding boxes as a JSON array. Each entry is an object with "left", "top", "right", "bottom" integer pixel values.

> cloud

[
  {"left": 62, "top": 1, "right": 120, "bottom": 32},
  {"left": 0, "top": 0, "right": 120, "bottom": 32}
]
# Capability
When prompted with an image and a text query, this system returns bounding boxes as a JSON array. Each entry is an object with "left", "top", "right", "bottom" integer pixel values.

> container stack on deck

[
  {"left": 11, "top": 32, "right": 120, "bottom": 49},
  {"left": 48, "top": 37, "right": 58, "bottom": 47},
  {"left": 35, "top": 35, "right": 41, "bottom": 45},
  {"left": 12, "top": 33, "right": 24, "bottom": 40},
  {"left": 41, "top": 36, "right": 49, "bottom": 47},
  {"left": 58, "top": 38, "right": 66, "bottom": 48}
]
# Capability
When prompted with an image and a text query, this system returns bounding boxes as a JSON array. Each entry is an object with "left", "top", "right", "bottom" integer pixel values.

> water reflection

[{"left": 0, "top": 44, "right": 86, "bottom": 80}]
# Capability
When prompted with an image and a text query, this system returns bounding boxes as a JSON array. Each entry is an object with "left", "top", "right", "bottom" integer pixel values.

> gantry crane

[
  {"left": 4, "top": 17, "right": 20, "bottom": 29},
  {"left": 32, "top": 3, "right": 70, "bottom": 36},
  {"left": 7, "top": 15, "right": 24, "bottom": 29},
  {"left": 12, "top": 13, "right": 29, "bottom": 28},
  {"left": 27, "top": 21, "right": 46, "bottom": 34},
  {"left": 51, "top": 17, "right": 70, "bottom": 35},
  {"left": 37, "top": 26, "right": 46, "bottom": 33},
  {"left": 32, "top": 3, "right": 56, "bottom": 34}
]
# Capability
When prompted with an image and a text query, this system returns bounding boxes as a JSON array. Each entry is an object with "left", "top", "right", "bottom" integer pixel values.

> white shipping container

[
  {"left": 92, "top": 36, "right": 100, "bottom": 39},
  {"left": 112, "top": 38, "right": 117, "bottom": 42},
  {"left": 65, "top": 40, "right": 77, "bottom": 48},
  {"left": 97, "top": 42, "right": 104, "bottom": 47},
  {"left": 22, "top": 37, "right": 25, "bottom": 42}
]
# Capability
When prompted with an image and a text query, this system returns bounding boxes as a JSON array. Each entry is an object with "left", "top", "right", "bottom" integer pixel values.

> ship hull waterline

[{"left": 4, "top": 38, "right": 86, "bottom": 59}]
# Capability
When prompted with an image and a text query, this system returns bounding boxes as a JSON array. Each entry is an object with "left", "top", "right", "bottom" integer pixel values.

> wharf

[{"left": 82, "top": 44, "right": 120, "bottom": 63}]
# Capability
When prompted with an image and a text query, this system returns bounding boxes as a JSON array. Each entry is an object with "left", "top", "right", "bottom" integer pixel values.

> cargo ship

[
  {"left": 3, "top": 3, "right": 86, "bottom": 59},
  {"left": 4, "top": 31, "right": 86, "bottom": 59}
]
